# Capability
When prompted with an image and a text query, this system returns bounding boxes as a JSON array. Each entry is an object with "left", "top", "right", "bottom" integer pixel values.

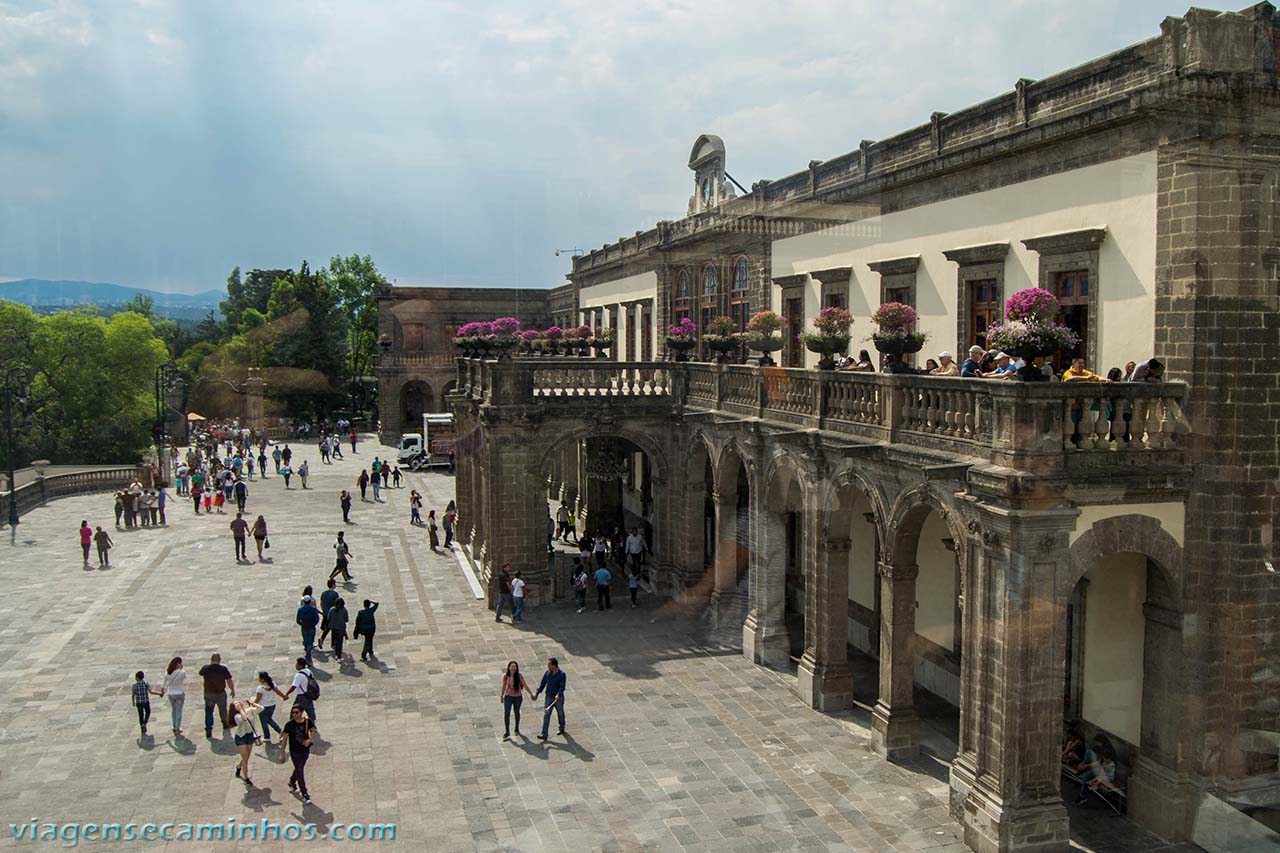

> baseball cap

[
  {"left": 939, "top": 351, "right": 953, "bottom": 359},
  {"left": 301, "top": 595, "right": 314, "bottom": 603},
  {"left": 996, "top": 352, "right": 1011, "bottom": 360}
]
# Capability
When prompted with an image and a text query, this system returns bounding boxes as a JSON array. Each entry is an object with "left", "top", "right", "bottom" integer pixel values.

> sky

[{"left": 0, "top": 0, "right": 1197, "bottom": 294}]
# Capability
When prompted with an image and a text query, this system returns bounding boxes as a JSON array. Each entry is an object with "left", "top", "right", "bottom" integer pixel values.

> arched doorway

[
  {"left": 709, "top": 443, "right": 751, "bottom": 634},
  {"left": 557, "top": 435, "right": 658, "bottom": 584},
  {"left": 821, "top": 476, "right": 884, "bottom": 709},
  {"left": 401, "top": 381, "right": 433, "bottom": 431},
  {"left": 752, "top": 457, "right": 806, "bottom": 669}
]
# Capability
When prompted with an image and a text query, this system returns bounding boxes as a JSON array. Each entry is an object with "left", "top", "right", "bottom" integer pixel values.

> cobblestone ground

[{"left": 0, "top": 439, "right": 1191, "bottom": 852}]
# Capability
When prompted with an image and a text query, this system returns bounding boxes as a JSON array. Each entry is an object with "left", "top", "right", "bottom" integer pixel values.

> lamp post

[
  {"left": 3, "top": 366, "right": 30, "bottom": 533},
  {"left": 153, "top": 361, "right": 180, "bottom": 480}
]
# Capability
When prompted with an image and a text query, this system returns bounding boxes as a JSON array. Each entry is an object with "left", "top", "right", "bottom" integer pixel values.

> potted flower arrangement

[
  {"left": 488, "top": 317, "right": 521, "bottom": 359},
  {"left": 745, "top": 310, "right": 785, "bottom": 366},
  {"left": 702, "top": 315, "right": 743, "bottom": 364},
  {"left": 871, "top": 302, "right": 927, "bottom": 374},
  {"left": 800, "top": 306, "right": 853, "bottom": 370},
  {"left": 565, "top": 324, "right": 593, "bottom": 356},
  {"left": 665, "top": 317, "right": 698, "bottom": 362},
  {"left": 456, "top": 321, "right": 492, "bottom": 358},
  {"left": 518, "top": 328, "right": 541, "bottom": 355},
  {"left": 589, "top": 326, "right": 615, "bottom": 358},
  {"left": 542, "top": 325, "right": 564, "bottom": 356},
  {"left": 985, "top": 288, "right": 1079, "bottom": 381}
]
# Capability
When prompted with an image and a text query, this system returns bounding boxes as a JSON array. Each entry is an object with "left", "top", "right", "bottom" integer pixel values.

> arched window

[
  {"left": 733, "top": 258, "right": 749, "bottom": 292},
  {"left": 677, "top": 270, "right": 690, "bottom": 298},
  {"left": 673, "top": 268, "right": 692, "bottom": 321},
  {"left": 703, "top": 265, "right": 719, "bottom": 295}
]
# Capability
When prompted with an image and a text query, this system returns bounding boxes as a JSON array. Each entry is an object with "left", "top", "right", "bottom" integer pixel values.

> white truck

[{"left": 397, "top": 413, "right": 455, "bottom": 471}]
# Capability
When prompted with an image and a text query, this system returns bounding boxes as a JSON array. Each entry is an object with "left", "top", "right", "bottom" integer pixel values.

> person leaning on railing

[{"left": 1062, "top": 357, "right": 1111, "bottom": 444}]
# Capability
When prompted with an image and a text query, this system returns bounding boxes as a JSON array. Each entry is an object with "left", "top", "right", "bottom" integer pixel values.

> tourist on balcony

[
  {"left": 1128, "top": 357, "right": 1164, "bottom": 384},
  {"left": 1122, "top": 360, "right": 1138, "bottom": 382},
  {"left": 923, "top": 358, "right": 940, "bottom": 373},
  {"left": 982, "top": 353, "right": 1016, "bottom": 379},
  {"left": 960, "top": 346, "right": 985, "bottom": 377},
  {"left": 837, "top": 349, "right": 875, "bottom": 373},
  {"left": 427, "top": 509, "right": 440, "bottom": 551},
  {"left": 931, "top": 352, "right": 960, "bottom": 376}
]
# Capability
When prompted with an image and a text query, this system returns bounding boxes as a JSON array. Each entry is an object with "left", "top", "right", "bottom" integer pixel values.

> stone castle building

[{"left": 378, "top": 6, "right": 1280, "bottom": 851}]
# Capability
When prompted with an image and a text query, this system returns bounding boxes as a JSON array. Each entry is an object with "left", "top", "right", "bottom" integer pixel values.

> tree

[
  {"left": 221, "top": 266, "right": 288, "bottom": 336},
  {"left": 327, "top": 254, "right": 384, "bottom": 417},
  {"left": 121, "top": 292, "right": 155, "bottom": 319}
]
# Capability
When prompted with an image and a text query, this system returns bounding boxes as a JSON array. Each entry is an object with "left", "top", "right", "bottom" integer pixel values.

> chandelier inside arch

[{"left": 584, "top": 440, "right": 629, "bottom": 482}]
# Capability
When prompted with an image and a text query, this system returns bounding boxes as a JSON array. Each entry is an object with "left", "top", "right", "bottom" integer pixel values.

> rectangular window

[
  {"left": 403, "top": 322, "right": 426, "bottom": 352},
  {"left": 625, "top": 307, "right": 637, "bottom": 361},
  {"left": 784, "top": 296, "right": 804, "bottom": 368},
  {"left": 822, "top": 292, "right": 846, "bottom": 310},
  {"left": 641, "top": 305, "right": 653, "bottom": 361},
  {"left": 1053, "top": 270, "right": 1089, "bottom": 367},
  {"left": 968, "top": 279, "right": 1000, "bottom": 351}
]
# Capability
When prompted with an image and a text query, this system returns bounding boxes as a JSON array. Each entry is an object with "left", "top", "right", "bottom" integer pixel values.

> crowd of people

[{"left": 834, "top": 346, "right": 1167, "bottom": 387}]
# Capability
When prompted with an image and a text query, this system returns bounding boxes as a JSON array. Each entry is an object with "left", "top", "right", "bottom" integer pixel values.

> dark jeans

[
  {"left": 260, "top": 705, "right": 282, "bottom": 740},
  {"left": 82, "top": 543, "right": 90, "bottom": 562},
  {"left": 597, "top": 584, "right": 611, "bottom": 610},
  {"left": 301, "top": 626, "right": 316, "bottom": 662},
  {"left": 574, "top": 589, "right": 586, "bottom": 610},
  {"left": 204, "top": 691, "right": 228, "bottom": 735},
  {"left": 503, "top": 695, "right": 523, "bottom": 735},
  {"left": 294, "top": 695, "right": 316, "bottom": 722},
  {"left": 360, "top": 631, "right": 375, "bottom": 660},
  {"left": 234, "top": 536, "right": 247, "bottom": 560},
  {"left": 513, "top": 596, "right": 525, "bottom": 622},
  {"left": 332, "top": 632, "right": 345, "bottom": 659},
  {"left": 495, "top": 593, "right": 513, "bottom": 621},
  {"left": 444, "top": 525, "right": 453, "bottom": 547},
  {"left": 288, "top": 748, "right": 311, "bottom": 797},
  {"left": 135, "top": 701, "right": 151, "bottom": 730},
  {"left": 629, "top": 586, "right": 638, "bottom": 605},
  {"left": 540, "top": 697, "right": 565, "bottom": 737}
]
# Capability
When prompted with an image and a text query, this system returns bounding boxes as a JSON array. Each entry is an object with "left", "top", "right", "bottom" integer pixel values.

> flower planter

[
  {"left": 666, "top": 338, "right": 697, "bottom": 362},
  {"left": 804, "top": 335, "right": 850, "bottom": 370},
  {"left": 703, "top": 337, "right": 741, "bottom": 364},
  {"left": 746, "top": 336, "right": 784, "bottom": 367},
  {"left": 590, "top": 341, "right": 613, "bottom": 359}
]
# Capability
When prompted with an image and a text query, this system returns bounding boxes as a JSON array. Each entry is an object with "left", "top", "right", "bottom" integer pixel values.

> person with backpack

[
  {"left": 281, "top": 657, "right": 320, "bottom": 725},
  {"left": 296, "top": 595, "right": 321, "bottom": 664}
]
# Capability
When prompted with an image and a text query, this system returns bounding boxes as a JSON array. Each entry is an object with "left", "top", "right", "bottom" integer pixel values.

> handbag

[{"left": 264, "top": 538, "right": 271, "bottom": 549}]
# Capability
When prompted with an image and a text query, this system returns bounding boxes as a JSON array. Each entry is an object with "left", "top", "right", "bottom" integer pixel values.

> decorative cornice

[
  {"left": 1021, "top": 227, "right": 1107, "bottom": 255},
  {"left": 942, "top": 242, "right": 1010, "bottom": 266},
  {"left": 808, "top": 266, "right": 853, "bottom": 285},
  {"left": 773, "top": 273, "right": 809, "bottom": 290},
  {"left": 867, "top": 255, "right": 920, "bottom": 276}
]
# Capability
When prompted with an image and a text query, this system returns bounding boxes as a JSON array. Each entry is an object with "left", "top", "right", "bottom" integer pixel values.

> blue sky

[{"left": 0, "top": 0, "right": 1194, "bottom": 293}]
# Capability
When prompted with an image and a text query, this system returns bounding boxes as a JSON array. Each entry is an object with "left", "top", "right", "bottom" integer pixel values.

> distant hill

[{"left": 0, "top": 279, "right": 225, "bottom": 322}]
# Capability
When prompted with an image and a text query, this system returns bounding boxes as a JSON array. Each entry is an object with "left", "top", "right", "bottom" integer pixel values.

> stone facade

[{"left": 385, "top": 6, "right": 1280, "bottom": 851}]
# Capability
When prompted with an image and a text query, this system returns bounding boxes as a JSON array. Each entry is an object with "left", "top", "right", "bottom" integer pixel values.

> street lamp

[
  {"left": 3, "top": 365, "right": 30, "bottom": 532},
  {"left": 153, "top": 361, "right": 180, "bottom": 477}
]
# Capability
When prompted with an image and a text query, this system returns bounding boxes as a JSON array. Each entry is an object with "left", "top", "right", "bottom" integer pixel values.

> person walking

[
  {"left": 93, "top": 526, "right": 113, "bottom": 567},
  {"left": 340, "top": 489, "right": 353, "bottom": 524},
  {"left": 280, "top": 463, "right": 293, "bottom": 489},
  {"left": 198, "top": 653, "right": 235, "bottom": 738},
  {"left": 427, "top": 509, "right": 440, "bottom": 551},
  {"left": 131, "top": 670, "right": 159, "bottom": 737},
  {"left": 296, "top": 595, "right": 321, "bottom": 664},
  {"left": 594, "top": 563, "right": 612, "bottom": 610},
  {"left": 255, "top": 672, "right": 283, "bottom": 744},
  {"left": 258, "top": 448, "right": 268, "bottom": 477},
  {"left": 573, "top": 562, "right": 588, "bottom": 613},
  {"left": 533, "top": 657, "right": 567, "bottom": 741},
  {"left": 234, "top": 478, "right": 248, "bottom": 513},
  {"left": 328, "top": 598, "right": 350, "bottom": 662},
  {"left": 555, "top": 501, "right": 569, "bottom": 541},
  {"left": 317, "top": 578, "right": 339, "bottom": 650},
  {"left": 191, "top": 481, "right": 203, "bottom": 515},
  {"left": 281, "top": 444, "right": 292, "bottom": 468},
  {"left": 298, "top": 460, "right": 309, "bottom": 489},
  {"left": 495, "top": 562, "right": 514, "bottom": 623},
  {"left": 280, "top": 704, "right": 316, "bottom": 805},
  {"left": 272, "top": 445, "right": 283, "bottom": 473},
  {"left": 281, "top": 657, "right": 319, "bottom": 724},
  {"left": 357, "top": 470, "right": 369, "bottom": 502},
  {"left": 370, "top": 469, "right": 381, "bottom": 502},
  {"left": 79, "top": 520, "right": 92, "bottom": 566},
  {"left": 230, "top": 512, "right": 250, "bottom": 563},
  {"left": 564, "top": 508, "right": 577, "bottom": 544},
  {"left": 252, "top": 515, "right": 269, "bottom": 560},
  {"left": 410, "top": 491, "right": 423, "bottom": 526},
  {"left": 443, "top": 506, "right": 456, "bottom": 549},
  {"left": 113, "top": 492, "right": 124, "bottom": 528},
  {"left": 391, "top": 466, "right": 402, "bottom": 488},
  {"left": 499, "top": 661, "right": 534, "bottom": 740},
  {"left": 628, "top": 572, "right": 640, "bottom": 608},
  {"left": 159, "top": 656, "right": 186, "bottom": 736},
  {"left": 624, "top": 527, "right": 647, "bottom": 575},
  {"left": 349, "top": 429, "right": 358, "bottom": 454},
  {"left": 156, "top": 484, "right": 168, "bottom": 526},
  {"left": 354, "top": 599, "right": 380, "bottom": 661},
  {"left": 329, "top": 532, "right": 353, "bottom": 582},
  {"left": 229, "top": 698, "right": 263, "bottom": 785},
  {"left": 511, "top": 571, "right": 526, "bottom": 624}
]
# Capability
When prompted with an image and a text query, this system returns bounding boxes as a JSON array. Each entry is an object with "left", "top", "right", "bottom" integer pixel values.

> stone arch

[
  {"left": 884, "top": 482, "right": 969, "bottom": 568},
  {"left": 400, "top": 380, "right": 434, "bottom": 431},
  {"left": 1064, "top": 513, "right": 1183, "bottom": 604},
  {"left": 762, "top": 445, "right": 816, "bottom": 505},
  {"left": 712, "top": 437, "right": 754, "bottom": 500},
  {"left": 817, "top": 465, "right": 891, "bottom": 548},
  {"left": 538, "top": 422, "right": 672, "bottom": 486},
  {"left": 438, "top": 380, "right": 457, "bottom": 410}
]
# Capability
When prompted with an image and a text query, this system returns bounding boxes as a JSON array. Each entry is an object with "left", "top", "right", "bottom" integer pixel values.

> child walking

[{"left": 131, "top": 670, "right": 160, "bottom": 737}]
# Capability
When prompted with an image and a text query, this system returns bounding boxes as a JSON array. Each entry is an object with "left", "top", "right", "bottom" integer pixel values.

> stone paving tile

[{"left": 0, "top": 439, "right": 1193, "bottom": 851}]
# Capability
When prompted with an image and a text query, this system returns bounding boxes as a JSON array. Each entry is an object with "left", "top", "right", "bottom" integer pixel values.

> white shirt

[
  {"left": 291, "top": 670, "right": 311, "bottom": 696},
  {"left": 232, "top": 704, "right": 262, "bottom": 737},
  {"left": 254, "top": 684, "right": 277, "bottom": 708},
  {"left": 625, "top": 534, "right": 646, "bottom": 555},
  {"left": 511, "top": 578, "right": 526, "bottom": 598},
  {"left": 163, "top": 669, "right": 187, "bottom": 696}
]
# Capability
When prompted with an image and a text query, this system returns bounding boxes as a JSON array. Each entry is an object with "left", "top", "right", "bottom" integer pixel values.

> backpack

[{"left": 304, "top": 671, "right": 320, "bottom": 701}]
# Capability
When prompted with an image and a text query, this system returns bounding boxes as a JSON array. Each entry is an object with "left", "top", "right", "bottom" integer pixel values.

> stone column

[
  {"left": 871, "top": 559, "right": 920, "bottom": 760},
  {"left": 797, "top": 533, "right": 853, "bottom": 711},
  {"left": 743, "top": 496, "right": 790, "bottom": 669},
  {"left": 709, "top": 491, "right": 737, "bottom": 623},
  {"left": 242, "top": 371, "right": 266, "bottom": 429}
]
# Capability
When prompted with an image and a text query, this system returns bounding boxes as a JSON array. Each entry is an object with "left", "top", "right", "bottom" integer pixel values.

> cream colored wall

[
  {"left": 580, "top": 271, "right": 658, "bottom": 362},
  {"left": 915, "top": 512, "right": 956, "bottom": 651},
  {"left": 848, "top": 509, "right": 878, "bottom": 609},
  {"left": 771, "top": 152, "right": 1158, "bottom": 371},
  {"left": 1081, "top": 551, "right": 1147, "bottom": 745},
  {"left": 1071, "top": 502, "right": 1185, "bottom": 547}
]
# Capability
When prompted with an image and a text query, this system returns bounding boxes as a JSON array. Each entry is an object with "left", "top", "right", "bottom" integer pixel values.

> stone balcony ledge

[{"left": 453, "top": 358, "right": 1190, "bottom": 475}]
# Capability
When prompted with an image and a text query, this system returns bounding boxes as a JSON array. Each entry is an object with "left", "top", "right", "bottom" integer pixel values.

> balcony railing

[{"left": 455, "top": 358, "right": 1191, "bottom": 466}]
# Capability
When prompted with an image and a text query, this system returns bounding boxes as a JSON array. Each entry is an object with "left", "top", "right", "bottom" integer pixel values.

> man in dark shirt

[
  {"left": 296, "top": 595, "right": 321, "bottom": 664},
  {"left": 960, "top": 345, "right": 984, "bottom": 377},
  {"left": 233, "top": 478, "right": 248, "bottom": 513},
  {"left": 230, "top": 512, "right": 249, "bottom": 562},
  {"left": 354, "top": 599, "right": 380, "bottom": 661},
  {"left": 534, "top": 657, "right": 567, "bottom": 741},
  {"left": 318, "top": 579, "right": 340, "bottom": 650},
  {"left": 280, "top": 705, "right": 316, "bottom": 805},
  {"left": 198, "top": 653, "right": 235, "bottom": 738},
  {"left": 495, "top": 563, "right": 514, "bottom": 624}
]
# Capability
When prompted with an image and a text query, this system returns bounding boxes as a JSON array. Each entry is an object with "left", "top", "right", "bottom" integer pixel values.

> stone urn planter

[
  {"left": 804, "top": 335, "right": 851, "bottom": 370},
  {"left": 873, "top": 335, "right": 925, "bottom": 375},
  {"left": 745, "top": 335, "right": 784, "bottom": 367},
  {"left": 703, "top": 336, "right": 741, "bottom": 364},
  {"left": 666, "top": 338, "right": 697, "bottom": 362}
]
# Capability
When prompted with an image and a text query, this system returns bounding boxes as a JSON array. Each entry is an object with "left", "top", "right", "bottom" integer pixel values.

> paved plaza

[{"left": 0, "top": 440, "right": 1190, "bottom": 851}]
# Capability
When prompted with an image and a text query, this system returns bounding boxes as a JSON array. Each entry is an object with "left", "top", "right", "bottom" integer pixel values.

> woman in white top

[
  {"left": 254, "top": 671, "right": 283, "bottom": 744},
  {"left": 228, "top": 698, "right": 263, "bottom": 785},
  {"left": 159, "top": 657, "right": 186, "bottom": 736}
]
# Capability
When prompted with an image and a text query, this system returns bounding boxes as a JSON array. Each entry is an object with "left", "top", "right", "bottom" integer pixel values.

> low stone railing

[
  {"left": 455, "top": 358, "right": 1191, "bottom": 467},
  {"left": 0, "top": 465, "right": 152, "bottom": 523}
]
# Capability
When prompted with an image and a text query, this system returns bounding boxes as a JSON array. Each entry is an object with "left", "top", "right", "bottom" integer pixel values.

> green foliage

[
  {"left": 221, "top": 266, "right": 288, "bottom": 336},
  {"left": 121, "top": 292, "right": 155, "bottom": 319},
  {"left": 0, "top": 302, "right": 169, "bottom": 466}
]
